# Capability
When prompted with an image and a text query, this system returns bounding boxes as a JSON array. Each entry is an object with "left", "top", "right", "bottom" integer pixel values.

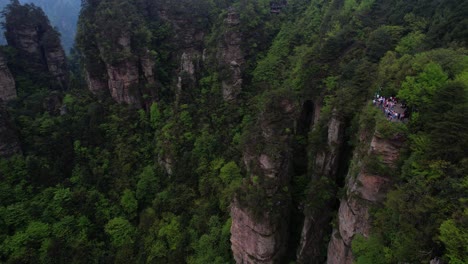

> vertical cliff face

[
  {"left": 99, "top": 35, "right": 156, "bottom": 107},
  {"left": 77, "top": 1, "right": 157, "bottom": 108},
  {"left": 327, "top": 131, "right": 404, "bottom": 263},
  {"left": 218, "top": 8, "right": 244, "bottom": 101},
  {"left": 0, "top": 52, "right": 16, "bottom": 101},
  {"left": 3, "top": 2, "right": 69, "bottom": 90},
  {"left": 78, "top": 1, "right": 251, "bottom": 107},
  {"left": 297, "top": 113, "right": 345, "bottom": 263},
  {"left": 230, "top": 202, "right": 288, "bottom": 264},
  {"left": 0, "top": 104, "right": 21, "bottom": 157},
  {"left": 101, "top": 34, "right": 140, "bottom": 106},
  {"left": 85, "top": 69, "right": 108, "bottom": 96},
  {"left": 155, "top": 6, "right": 206, "bottom": 104},
  {"left": 42, "top": 34, "right": 69, "bottom": 89},
  {"left": 231, "top": 96, "right": 297, "bottom": 263}
]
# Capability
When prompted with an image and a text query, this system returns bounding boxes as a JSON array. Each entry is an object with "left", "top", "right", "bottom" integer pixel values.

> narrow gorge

[{"left": 0, "top": 0, "right": 466, "bottom": 263}]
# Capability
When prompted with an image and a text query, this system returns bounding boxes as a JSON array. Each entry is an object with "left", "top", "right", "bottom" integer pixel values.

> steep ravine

[
  {"left": 0, "top": 51, "right": 16, "bottom": 101},
  {"left": 297, "top": 112, "right": 348, "bottom": 263},
  {"left": 229, "top": 98, "right": 351, "bottom": 263}
]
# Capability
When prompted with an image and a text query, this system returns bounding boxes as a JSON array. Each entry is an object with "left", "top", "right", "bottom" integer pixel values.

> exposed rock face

[
  {"left": 43, "top": 41, "right": 69, "bottom": 89},
  {"left": 106, "top": 60, "right": 141, "bottom": 106},
  {"left": 230, "top": 203, "right": 288, "bottom": 264},
  {"left": 4, "top": 3, "right": 69, "bottom": 90},
  {"left": 7, "top": 26, "right": 42, "bottom": 62},
  {"left": 231, "top": 97, "right": 297, "bottom": 263},
  {"left": 297, "top": 113, "right": 345, "bottom": 263},
  {"left": 0, "top": 52, "right": 16, "bottom": 101},
  {"left": 157, "top": 8, "right": 205, "bottom": 103},
  {"left": 0, "top": 104, "right": 21, "bottom": 157},
  {"left": 176, "top": 49, "right": 201, "bottom": 102},
  {"left": 140, "top": 52, "right": 156, "bottom": 84},
  {"left": 93, "top": 33, "right": 156, "bottom": 107},
  {"left": 85, "top": 70, "right": 108, "bottom": 96},
  {"left": 219, "top": 9, "right": 244, "bottom": 101},
  {"left": 326, "top": 132, "right": 404, "bottom": 264}
]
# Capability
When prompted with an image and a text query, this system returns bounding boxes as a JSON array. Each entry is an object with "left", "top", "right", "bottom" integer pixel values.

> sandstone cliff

[
  {"left": 100, "top": 35, "right": 156, "bottom": 107},
  {"left": 297, "top": 112, "right": 345, "bottom": 263},
  {"left": 231, "top": 96, "right": 297, "bottom": 263},
  {"left": 0, "top": 52, "right": 16, "bottom": 101},
  {"left": 327, "top": 130, "right": 404, "bottom": 263},
  {"left": 218, "top": 8, "right": 245, "bottom": 101},
  {"left": 3, "top": 2, "right": 69, "bottom": 90},
  {"left": 155, "top": 6, "right": 205, "bottom": 104},
  {"left": 77, "top": 1, "right": 157, "bottom": 108}
]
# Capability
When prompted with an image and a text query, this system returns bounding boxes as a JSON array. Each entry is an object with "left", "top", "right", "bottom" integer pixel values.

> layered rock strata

[
  {"left": 297, "top": 113, "right": 345, "bottom": 263},
  {"left": 219, "top": 8, "right": 244, "bottom": 101},
  {"left": 156, "top": 8, "right": 205, "bottom": 104},
  {"left": 4, "top": 3, "right": 69, "bottom": 90},
  {"left": 93, "top": 34, "right": 156, "bottom": 107},
  {"left": 231, "top": 97, "right": 297, "bottom": 263},
  {"left": 327, "top": 132, "right": 404, "bottom": 263},
  {"left": 0, "top": 52, "right": 16, "bottom": 101}
]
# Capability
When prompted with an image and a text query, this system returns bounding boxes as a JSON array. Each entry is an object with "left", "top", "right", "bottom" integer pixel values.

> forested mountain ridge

[
  {"left": 0, "top": 0, "right": 80, "bottom": 52},
  {"left": 2, "top": 0, "right": 69, "bottom": 91},
  {"left": 0, "top": 0, "right": 467, "bottom": 263}
]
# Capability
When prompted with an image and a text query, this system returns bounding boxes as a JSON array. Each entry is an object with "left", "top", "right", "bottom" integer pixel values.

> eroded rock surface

[
  {"left": 4, "top": 4, "right": 69, "bottom": 90},
  {"left": 326, "top": 133, "right": 404, "bottom": 264},
  {"left": 219, "top": 9, "right": 244, "bottom": 101},
  {"left": 231, "top": 97, "right": 297, "bottom": 263},
  {"left": 93, "top": 33, "right": 157, "bottom": 107},
  {"left": 107, "top": 60, "right": 141, "bottom": 106},
  {"left": 297, "top": 114, "right": 345, "bottom": 263},
  {"left": 230, "top": 203, "right": 286, "bottom": 264},
  {"left": 43, "top": 42, "right": 69, "bottom": 89},
  {"left": 0, "top": 52, "right": 16, "bottom": 101}
]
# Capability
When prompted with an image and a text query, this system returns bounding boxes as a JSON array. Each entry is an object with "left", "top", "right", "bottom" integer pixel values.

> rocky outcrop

[
  {"left": 219, "top": 8, "right": 244, "bottom": 101},
  {"left": 95, "top": 33, "right": 156, "bottom": 107},
  {"left": 176, "top": 49, "right": 201, "bottom": 102},
  {"left": 4, "top": 2, "right": 69, "bottom": 90},
  {"left": 156, "top": 8, "right": 205, "bottom": 104},
  {"left": 326, "top": 132, "right": 404, "bottom": 264},
  {"left": 106, "top": 59, "right": 141, "bottom": 106},
  {"left": 85, "top": 70, "right": 108, "bottom": 96},
  {"left": 43, "top": 39, "right": 69, "bottom": 89},
  {"left": 297, "top": 113, "right": 345, "bottom": 263},
  {"left": 0, "top": 52, "right": 16, "bottom": 101},
  {"left": 230, "top": 203, "right": 288, "bottom": 264},
  {"left": 231, "top": 96, "right": 297, "bottom": 263},
  {"left": 83, "top": 38, "right": 156, "bottom": 107},
  {"left": 0, "top": 104, "right": 21, "bottom": 157}
]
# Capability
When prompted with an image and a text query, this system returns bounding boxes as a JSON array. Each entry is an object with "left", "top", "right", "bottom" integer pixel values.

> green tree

[
  {"left": 398, "top": 62, "right": 448, "bottom": 108},
  {"left": 120, "top": 190, "right": 138, "bottom": 218},
  {"left": 136, "top": 166, "right": 160, "bottom": 205},
  {"left": 104, "top": 217, "right": 135, "bottom": 247},
  {"left": 439, "top": 216, "right": 468, "bottom": 264}
]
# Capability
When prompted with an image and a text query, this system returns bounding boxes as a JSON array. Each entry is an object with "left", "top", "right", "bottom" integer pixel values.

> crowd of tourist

[{"left": 372, "top": 95, "right": 408, "bottom": 121}]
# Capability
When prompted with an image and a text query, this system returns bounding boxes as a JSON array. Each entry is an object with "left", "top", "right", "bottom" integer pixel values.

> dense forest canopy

[{"left": 0, "top": 0, "right": 466, "bottom": 263}]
